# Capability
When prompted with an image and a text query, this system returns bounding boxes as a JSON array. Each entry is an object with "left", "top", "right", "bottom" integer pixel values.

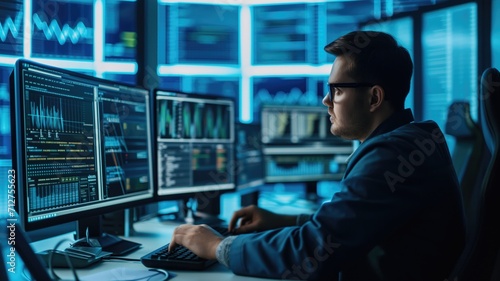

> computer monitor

[
  {"left": 261, "top": 105, "right": 353, "bottom": 183},
  {"left": 10, "top": 59, "right": 154, "bottom": 243},
  {"left": 421, "top": 2, "right": 478, "bottom": 152},
  {"left": 494, "top": 0, "right": 500, "bottom": 67},
  {"left": 234, "top": 122, "right": 265, "bottom": 206},
  {"left": 154, "top": 89, "right": 235, "bottom": 224}
]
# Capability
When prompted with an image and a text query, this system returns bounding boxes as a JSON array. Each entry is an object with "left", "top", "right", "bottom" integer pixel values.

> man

[{"left": 168, "top": 31, "right": 466, "bottom": 281}]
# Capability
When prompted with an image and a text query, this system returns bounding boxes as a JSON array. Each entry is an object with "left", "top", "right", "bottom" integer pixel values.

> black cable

[
  {"left": 102, "top": 256, "right": 141, "bottom": 262},
  {"left": 49, "top": 238, "right": 80, "bottom": 281}
]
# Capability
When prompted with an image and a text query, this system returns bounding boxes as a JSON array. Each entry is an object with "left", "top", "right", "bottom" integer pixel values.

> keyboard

[{"left": 140, "top": 224, "right": 230, "bottom": 270}]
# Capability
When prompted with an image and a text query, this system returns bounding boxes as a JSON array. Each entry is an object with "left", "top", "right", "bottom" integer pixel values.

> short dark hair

[{"left": 324, "top": 31, "right": 413, "bottom": 110}]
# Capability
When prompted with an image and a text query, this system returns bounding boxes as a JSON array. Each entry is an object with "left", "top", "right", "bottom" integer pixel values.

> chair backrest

[
  {"left": 450, "top": 67, "right": 500, "bottom": 281},
  {"left": 491, "top": 249, "right": 500, "bottom": 281},
  {"left": 445, "top": 101, "right": 485, "bottom": 224}
]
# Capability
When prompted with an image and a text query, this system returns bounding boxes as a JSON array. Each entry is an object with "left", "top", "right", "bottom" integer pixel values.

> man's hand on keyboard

[{"left": 168, "top": 224, "right": 224, "bottom": 260}]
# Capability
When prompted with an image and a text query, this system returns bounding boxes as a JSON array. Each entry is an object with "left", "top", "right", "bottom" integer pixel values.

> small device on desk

[
  {"left": 37, "top": 229, "right": 114, "bottom": 268},
  {"left": 36, "top": 227, "right": 140, "bottom": 269},
  {"left": 76, "top": 226, "right": 142, "bottom": 256},
  {"left": 37, "top": 247, "right": 112, "bottom": 268}
]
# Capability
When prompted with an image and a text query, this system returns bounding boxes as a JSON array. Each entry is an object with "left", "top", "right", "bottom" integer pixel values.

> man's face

[{"left": 322, "top": 56, "right": 372, "bottom": 141}]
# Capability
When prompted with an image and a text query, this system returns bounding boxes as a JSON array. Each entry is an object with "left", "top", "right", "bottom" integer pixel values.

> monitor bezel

[{"left": 10, "top": 59, "right": 155, "bottom": 232}]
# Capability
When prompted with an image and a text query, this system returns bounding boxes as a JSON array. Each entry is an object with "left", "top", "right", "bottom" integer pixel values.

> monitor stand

[
  {"left": 159, "top": 197, "right": 224, "bottom": 226},
  {"left": 75, "top": 211, "right": 141, "bottom": 256},
  {"left": 305, "top": 181, "right": 319, "bottom": 202},
  {"left": 240, "top": 189, "right": 260, "bottom": 207}
]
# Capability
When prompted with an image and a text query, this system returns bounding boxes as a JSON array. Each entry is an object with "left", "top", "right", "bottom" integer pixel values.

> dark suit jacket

[{"left": 228, "top": 109, "right": 466, "bottom": 281}]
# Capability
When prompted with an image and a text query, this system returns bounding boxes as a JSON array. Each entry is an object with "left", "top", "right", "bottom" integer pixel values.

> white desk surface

[{"left": 31, "top": 218, "right": 285, "bottom": 281}]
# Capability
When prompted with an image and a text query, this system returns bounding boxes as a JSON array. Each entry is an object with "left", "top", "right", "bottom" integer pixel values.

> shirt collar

[
  {"left": 344, "top": 108, "right": 415, "bottom": 164},
  {"left": 365, "top": 108, "right": 415, "bottom": 142}
]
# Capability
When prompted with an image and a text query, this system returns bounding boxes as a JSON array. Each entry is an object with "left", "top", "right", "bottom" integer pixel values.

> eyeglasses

[{"left": 328, "top": 82, "right": 374, "bottom": 102}]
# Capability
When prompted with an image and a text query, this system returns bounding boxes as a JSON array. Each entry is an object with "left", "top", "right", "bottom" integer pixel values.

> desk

[{"left": 31, "top": 218, "right": 284, "bottom": 281}]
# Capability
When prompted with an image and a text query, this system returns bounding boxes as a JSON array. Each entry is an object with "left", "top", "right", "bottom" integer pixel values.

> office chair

[
  {"left": 444, "top": 101, "right": 485, "bottom": 226},
  {"left": 449, "top": 67, "right": 500, "bottom": 281},
  {"left": 492, "top": 250, "right": 500, "bottom": 281}
]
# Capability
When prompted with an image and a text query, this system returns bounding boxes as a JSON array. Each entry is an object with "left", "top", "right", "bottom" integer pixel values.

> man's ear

[{"left": 369, "top": 85, "right": 385, "bottom": 112}]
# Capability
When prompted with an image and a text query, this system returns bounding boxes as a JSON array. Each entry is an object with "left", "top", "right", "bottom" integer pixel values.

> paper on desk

[{"left": 79, "top": 267, "right": 175, "bottom": 280}]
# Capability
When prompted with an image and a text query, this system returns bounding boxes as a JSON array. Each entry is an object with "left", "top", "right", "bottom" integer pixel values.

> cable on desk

[
  {"left": 103, "top": 256, "right": 141, "bottom": 262},
  {"left": 49, "top": 238, "right": 80, "bottom": 281}
]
